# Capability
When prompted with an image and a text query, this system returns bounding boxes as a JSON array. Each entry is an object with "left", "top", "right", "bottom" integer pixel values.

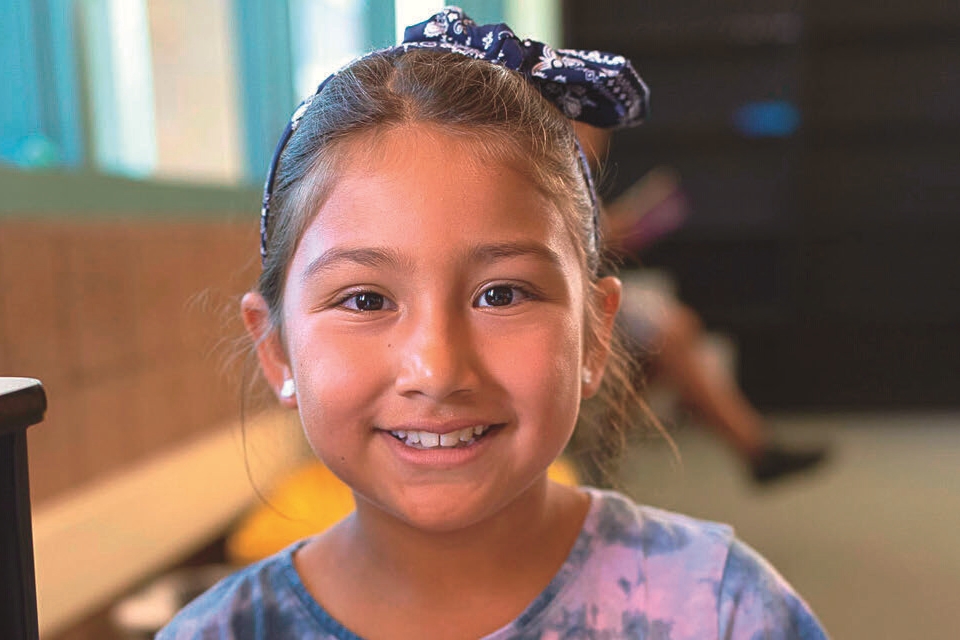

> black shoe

[{"left": 750, "top": 443, "right": 829, "bottom": 485}]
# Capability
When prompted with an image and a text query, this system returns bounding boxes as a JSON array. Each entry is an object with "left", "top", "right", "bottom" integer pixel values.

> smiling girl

[{"left": 159, "top": 8, "right": 827, "bottom": 639}]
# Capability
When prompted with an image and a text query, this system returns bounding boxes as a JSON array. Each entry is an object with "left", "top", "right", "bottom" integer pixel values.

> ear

[
  {"left": 241, "top": 292, "right": 298, "bottom": 408},
  {"left": 582, "top": 276, "right": 622, "bottom": 399}
]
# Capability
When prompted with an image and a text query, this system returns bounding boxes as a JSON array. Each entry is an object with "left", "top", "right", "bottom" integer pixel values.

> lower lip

[{"left": 378, "top": 425, "right": 503, "bottom": 467}]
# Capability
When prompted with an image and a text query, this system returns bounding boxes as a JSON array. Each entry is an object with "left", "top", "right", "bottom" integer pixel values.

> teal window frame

[
  {"left": 1, "top": 0, "right": 257, "bottom": 218},
  {"left": 232, "top": 0, "right": 399, "bottom": 182},
  {"left": 1, "top": 0, "right": 83, "bottom": 169},
  {"left": 0, "top": 0, "right": 550, "bottom": 217},
  {"left": 365, "top": 0, "right": 397, "bottom": 50},
  {"left": 232, "top": 0, "right": 297, "bottom": 184},
  {"left": 456, "top": 0, "right": 506, "bottom": 27}
]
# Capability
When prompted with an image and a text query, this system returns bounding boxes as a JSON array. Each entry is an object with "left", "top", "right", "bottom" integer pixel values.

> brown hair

[{"left": 256, "top": 48, "right": 658, "bottom": 482}]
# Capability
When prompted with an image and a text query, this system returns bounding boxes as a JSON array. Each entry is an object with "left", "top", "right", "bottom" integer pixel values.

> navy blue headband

[{"left": 260, "top": 6, "right": 649, "bottom": 263}]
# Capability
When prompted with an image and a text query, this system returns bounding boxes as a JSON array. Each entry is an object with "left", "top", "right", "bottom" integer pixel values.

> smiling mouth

[{"left": 388, "top": 424, "right": 499, "bottom": 449}]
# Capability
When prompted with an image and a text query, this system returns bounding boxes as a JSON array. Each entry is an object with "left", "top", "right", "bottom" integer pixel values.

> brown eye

[
  {"left": 481, "top": 286, "right": 514, "bottom": 307},
  {"left": 345, "top": 292, "right": 385, "bottom": 311}
]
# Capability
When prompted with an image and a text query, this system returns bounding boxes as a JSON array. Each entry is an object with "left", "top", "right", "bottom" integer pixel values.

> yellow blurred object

[
  {"left": 226, "top": 457, "right": 580, "bottom": 565},
  {"left": 226, "top": 463, "right": 354, "bottom": 565},
  {"left": 546, "top": 455, "right": 579, "bottom": 487}
]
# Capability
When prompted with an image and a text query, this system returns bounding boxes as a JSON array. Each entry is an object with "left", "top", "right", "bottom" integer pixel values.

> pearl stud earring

[
  {"left": 280, "top": 378, "right": 296, "bottom": 399},
  {"left": 582, "top": 368, "right": 593, "bottom": 386}
]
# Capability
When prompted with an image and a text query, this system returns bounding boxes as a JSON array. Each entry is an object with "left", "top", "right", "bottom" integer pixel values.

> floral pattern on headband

[{"left": 403, "top": 7, "right": 648, "bottom": 128}]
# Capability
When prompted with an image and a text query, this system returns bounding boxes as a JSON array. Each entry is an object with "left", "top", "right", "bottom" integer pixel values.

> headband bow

[
  {"left": 404, "top": 7, "right": 648, "bottom": 128},
  {"left": 260, "top": 6, "right": 649, "bottom": 264}
]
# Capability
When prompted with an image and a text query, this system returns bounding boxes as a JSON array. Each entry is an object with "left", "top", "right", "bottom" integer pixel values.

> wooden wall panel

[{"left": 0, "top": 217, "right": 261, "bottom": 505}]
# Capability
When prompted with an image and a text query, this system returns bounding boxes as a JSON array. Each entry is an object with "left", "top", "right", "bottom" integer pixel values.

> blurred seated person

[{"left": 575, "top": 122, "right": 828, "bottom": 485}]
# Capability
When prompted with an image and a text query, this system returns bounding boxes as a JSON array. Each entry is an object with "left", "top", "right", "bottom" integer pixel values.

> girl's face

[{"left": 250, "top": 125, "right": 619, "bottom": 533}]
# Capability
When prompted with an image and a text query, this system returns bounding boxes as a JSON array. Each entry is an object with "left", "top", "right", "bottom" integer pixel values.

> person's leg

[
  {"left": 627, "top": 297, "right": 827, "bottom": 484},
  {"left": 651, "top": 303, "right": 770, "bottom": 459}
]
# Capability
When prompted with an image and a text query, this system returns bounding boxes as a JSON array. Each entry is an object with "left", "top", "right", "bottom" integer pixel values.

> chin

[
  {"left": 378, "top": 474, "right": 550, "bottom": 535},
  {"left": 400, "top": 509, "right": 487, "bottom": 534}
]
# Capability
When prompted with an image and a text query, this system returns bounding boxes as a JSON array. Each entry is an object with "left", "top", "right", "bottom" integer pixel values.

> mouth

[{"left": 387, "top": 424, "right": 501, "bottom": 449}]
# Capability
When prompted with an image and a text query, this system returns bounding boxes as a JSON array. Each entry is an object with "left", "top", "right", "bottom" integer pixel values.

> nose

[{"left": 394, "top": 303, "right": 480, "bottom": 400}]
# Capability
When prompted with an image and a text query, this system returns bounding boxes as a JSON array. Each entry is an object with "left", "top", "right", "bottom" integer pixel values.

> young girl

[{"left": 160, "top": 8, "right": 827, "bottom": 639}]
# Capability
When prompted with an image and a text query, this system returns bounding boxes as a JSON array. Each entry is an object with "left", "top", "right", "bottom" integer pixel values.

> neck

[
  {"left": 322, "top": 479, "right": 588, "bottom": 598},
  {"left": 295, "top": 479, "right": 590, "bottom": 638}
]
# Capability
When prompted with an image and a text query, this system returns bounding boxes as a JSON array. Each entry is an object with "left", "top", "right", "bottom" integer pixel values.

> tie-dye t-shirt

[{"left": 158, "top": 489, "right": 827, "bottom": 639}]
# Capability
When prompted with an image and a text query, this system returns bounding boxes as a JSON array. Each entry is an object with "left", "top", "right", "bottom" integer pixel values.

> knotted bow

[{"left": 403, "top": 7, "right": 648, "bottom": 128}]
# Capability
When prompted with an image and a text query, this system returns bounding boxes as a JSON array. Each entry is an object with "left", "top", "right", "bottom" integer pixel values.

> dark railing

[{"left": 0, "top": 378, "right": 46, "bottom": 640}]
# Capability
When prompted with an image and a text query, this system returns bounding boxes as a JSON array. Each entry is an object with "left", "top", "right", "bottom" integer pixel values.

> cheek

[
  {"left": 285, "top": 324, "right": 386, "bottom": 442},
  {"left": 492, "top": 315, "right": 584, "bottom": 417}
]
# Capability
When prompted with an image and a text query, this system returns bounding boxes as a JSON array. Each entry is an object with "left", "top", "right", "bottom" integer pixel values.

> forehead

[{"left": 291, "top": 125, "right": 580, "bottom": 270}]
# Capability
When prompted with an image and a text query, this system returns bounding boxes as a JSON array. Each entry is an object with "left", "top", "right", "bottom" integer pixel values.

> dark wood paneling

[{"left": 567, "top": 0, "right": 960, "bottom": 409}]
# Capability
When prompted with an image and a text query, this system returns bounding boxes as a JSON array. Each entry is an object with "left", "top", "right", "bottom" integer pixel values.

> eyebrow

[
  {"left": 467, "top": 241, "right": 565, "bottom": 269},
  {"left": 301, "top": 246, "right": 411, "bottom": 283},
  {"left": 300, "top": 240, "right": 564, "bottom": 283}
]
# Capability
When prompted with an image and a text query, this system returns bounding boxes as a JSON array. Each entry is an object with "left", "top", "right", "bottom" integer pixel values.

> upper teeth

[{"left": 390, "top": 425, "right": 488, "bottom": 448}]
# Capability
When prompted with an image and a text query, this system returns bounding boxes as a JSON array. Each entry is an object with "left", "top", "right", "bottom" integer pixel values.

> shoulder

[
  {"left": 156, "top": 541, "right": 340, "bottom": 640},
  {"left": 717, "top": 539, "right": 829, "bottom": 639},
  {"left": 581, "top": 489, "right": 735, "bottom": 609},
  {"left": 577, "top": 490, "right": 828, "bottom": 638},
  {"left": 586, "top": 488, "right": 735, "bottom": 562}
]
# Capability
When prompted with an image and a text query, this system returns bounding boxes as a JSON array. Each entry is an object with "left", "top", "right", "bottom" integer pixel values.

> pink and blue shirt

[{"left": 158, "top": 488, "right": 827, "bottom": 639}]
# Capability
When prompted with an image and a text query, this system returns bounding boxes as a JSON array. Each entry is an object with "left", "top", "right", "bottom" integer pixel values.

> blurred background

[{"left": 1, "top": 1, "right": 957, "bottom": 638}]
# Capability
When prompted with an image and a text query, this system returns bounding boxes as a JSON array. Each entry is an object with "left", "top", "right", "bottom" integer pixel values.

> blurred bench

[{"left": 30, "top": 409, "right": 306, "bottom": 636}]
